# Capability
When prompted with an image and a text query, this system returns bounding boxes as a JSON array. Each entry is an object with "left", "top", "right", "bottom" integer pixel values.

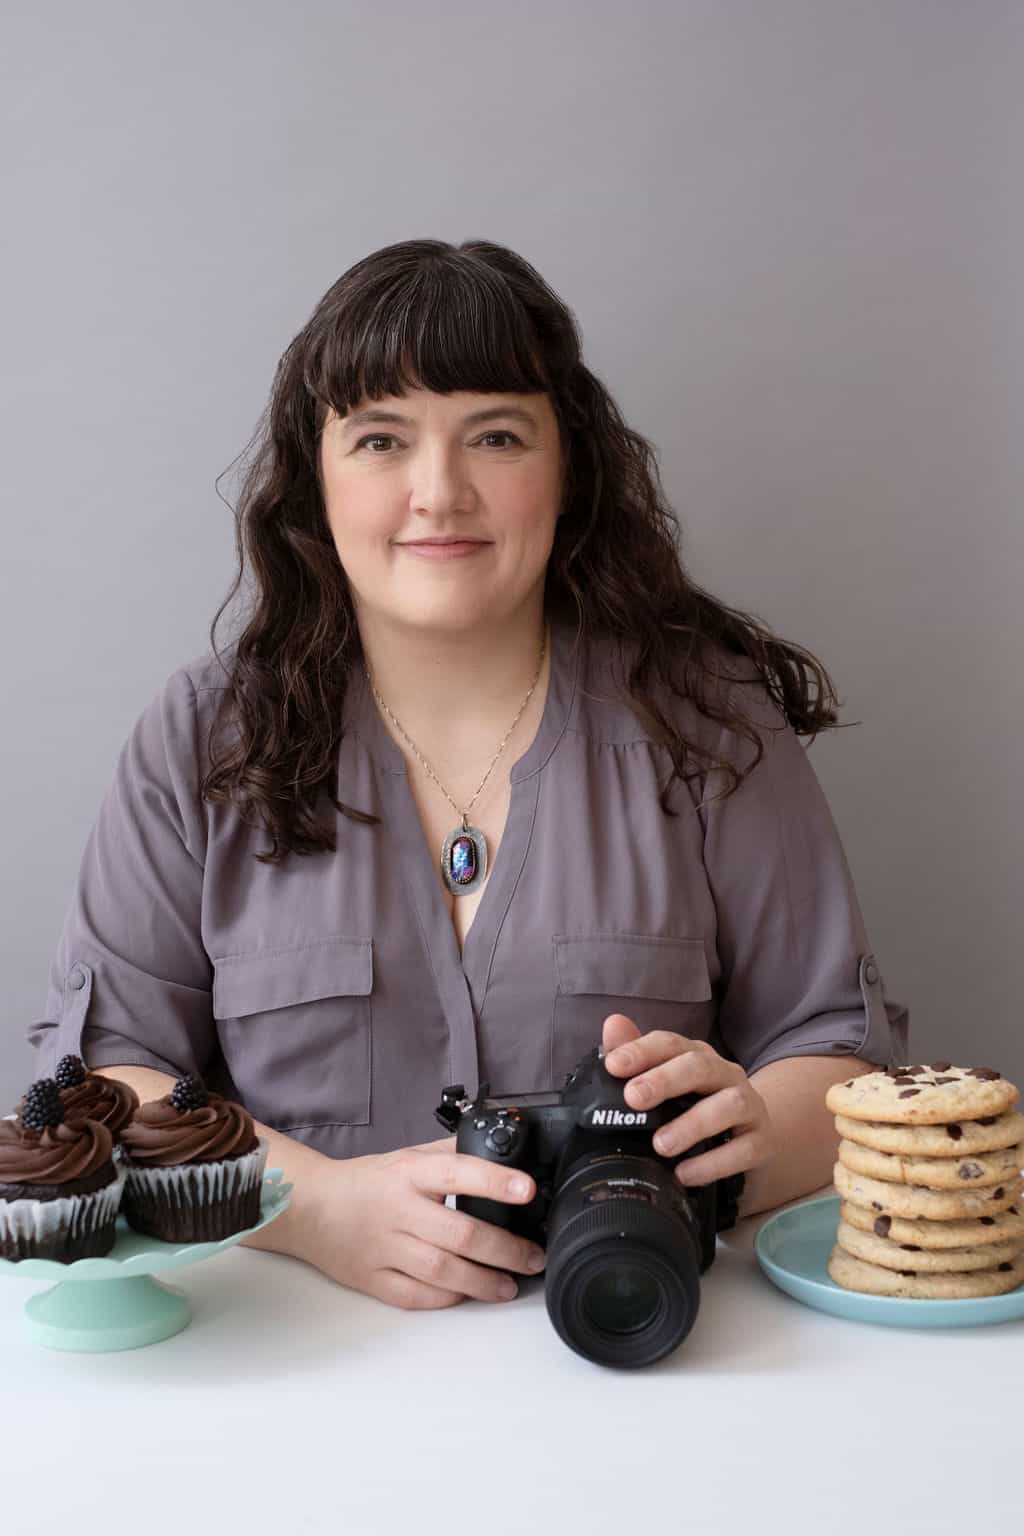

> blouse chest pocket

[
  {"left": 551, "top": 933, "right": 713, "bottom": 1085},
  {"left": 211, "top": 936, "right": 372, "bottom": 1130}
]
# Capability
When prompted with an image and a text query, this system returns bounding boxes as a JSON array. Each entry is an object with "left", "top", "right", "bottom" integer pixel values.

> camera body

[{"left": 435, "top": 1045, "right": 744, "bottom": 1366}]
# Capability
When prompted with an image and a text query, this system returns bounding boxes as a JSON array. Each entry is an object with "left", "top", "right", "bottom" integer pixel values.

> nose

[{"left": 408, "top": 441, "right": 475, "bottom": 518}]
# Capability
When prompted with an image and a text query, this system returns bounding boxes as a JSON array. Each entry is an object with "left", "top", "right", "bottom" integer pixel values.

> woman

[{"left": 27, "top": 237, "right": 909, "bottom": 1310}]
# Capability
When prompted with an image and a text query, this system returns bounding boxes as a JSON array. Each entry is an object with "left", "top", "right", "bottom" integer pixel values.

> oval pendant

[{"left": 441, "top": 822, "right": 488, "bottom": 897}]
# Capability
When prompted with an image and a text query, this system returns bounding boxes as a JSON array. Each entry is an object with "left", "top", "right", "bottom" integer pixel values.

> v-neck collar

[{"left": 343, "top": 612, "right": 583, "bottom": 1083}]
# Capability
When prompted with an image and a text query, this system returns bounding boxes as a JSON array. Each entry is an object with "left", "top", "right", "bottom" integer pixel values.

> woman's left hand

[{"left": 601, "top": 1014, "right": 780, "bottom": 1186}]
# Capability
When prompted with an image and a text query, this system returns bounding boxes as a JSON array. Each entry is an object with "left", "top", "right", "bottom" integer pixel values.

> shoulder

[
  {"left": 572, "top": 625, "right": 784, "bottom": 759},
  {"left": 126, "top": 645, "right": 237, "bottom": 782},
  {"left": 177, "top": 645, "right": 235, "bottom": 700}
]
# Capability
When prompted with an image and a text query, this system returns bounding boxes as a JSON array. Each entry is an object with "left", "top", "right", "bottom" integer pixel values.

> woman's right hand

[{"left": 296, "top": 1136, "right": 548, "bottom": 1310}]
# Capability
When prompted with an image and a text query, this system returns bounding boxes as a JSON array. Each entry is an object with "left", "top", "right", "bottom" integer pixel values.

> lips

[{"left": 395, "top": 538, "right": 491, "bottom": 562}]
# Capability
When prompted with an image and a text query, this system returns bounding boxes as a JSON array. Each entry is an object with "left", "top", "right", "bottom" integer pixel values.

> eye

[{"left": 353, "top": 430, "right": 523, "bottom": 454}]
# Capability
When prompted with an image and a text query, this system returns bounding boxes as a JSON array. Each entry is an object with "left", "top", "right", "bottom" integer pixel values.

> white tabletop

[{"left": 1, "top": 1181, "right": 1019, "bottom": 1536}]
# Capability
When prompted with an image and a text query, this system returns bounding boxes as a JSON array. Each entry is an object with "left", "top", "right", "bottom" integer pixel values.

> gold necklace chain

[{"left": 364, "top": 627, "right": 548, "bottom": 823}]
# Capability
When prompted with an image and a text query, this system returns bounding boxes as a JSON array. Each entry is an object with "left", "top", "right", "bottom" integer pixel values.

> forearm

[
  {"left": 737, "top": 1053, "right": 878, "bottom": 1219},
  {"left": 91, "top": 1065, "right": 330, "bottom": 1265}
]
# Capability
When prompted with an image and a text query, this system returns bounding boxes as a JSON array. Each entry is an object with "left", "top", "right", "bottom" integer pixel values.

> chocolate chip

[
  {"left": 874, "top": 1216, "right": 892, "bottom": 1237},
  {"left": 930, "top": 1061, "right": 952, "bottom": 1072},
  {"left": 871, "top": 1202, "right": 883, "bottom": 1211},
  {"left": 1009, "top": 1206, "right": 1019, "bottom": 1215},
  {"left": 932, "top": 1077, "right": 957, "bottom": 1085},
  {"left": 946, "top": 1124, "right": 963, "bottom": 1139},
  {"left": 998, "top": 1263, "right": 1012, "bottom": 1272},
  {"left": 893, "top": 1075, "right": 917, "bottom": 1084},
  {"left": 844, "top": 1080, "right": 854, "bottom": 1087},
  {"left": 992, "top": 1188, "right": 1005, "bottom": 1200},
  {"left": 898, "top": 1269, "right": 917, "bottom": 1277},
  {"left": 957, "top": 1162, "right": 983, "bottom": 1180},
  {"left": 898, "top": 1089, "right": 922, "bottom": 1098},
  {"left": 966, "top": 1068, "right": 1001, "bottom": 1080},
  {"left": 979, "top": 1217, "right": 996, "bottom": 1225},
  {"left": 885, "top": 1066, "right": 902, "bottom": 1078},
  {"left": 899, "top": 1244, "right": 922, "bottom": 1251},
  {"left": 976, "top": 1117, "right": 997, "bottom": 1126}
]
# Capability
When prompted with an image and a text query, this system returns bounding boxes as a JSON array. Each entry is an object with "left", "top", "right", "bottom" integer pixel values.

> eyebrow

[{"left": 339, "top": 404, "right": 539, "bottom": 432}]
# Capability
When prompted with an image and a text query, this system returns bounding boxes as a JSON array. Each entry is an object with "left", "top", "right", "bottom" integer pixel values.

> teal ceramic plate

[{"left": 755, "top": 1195, "right": 1024, "bottom": 1330}]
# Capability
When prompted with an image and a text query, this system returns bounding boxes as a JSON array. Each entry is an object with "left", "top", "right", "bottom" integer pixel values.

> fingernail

[
  {"left": 630, "top": 1079, "right": 651, "bottom": 1105},
  {"left": 510, "top": 1176, "right": 531, "bottom": 1198},
  {"left": 499, "top": 1277, "right": 518, "bottom": 1300},
  {"left": 527, "top": 1250, "right": 546, "bottom": 1272},
  {"left": 610, "top": 1048, "right": 632, "bottom": 1070},
  {"left": 653, "top": 1132, "right": 670, "bottom": 1153}
]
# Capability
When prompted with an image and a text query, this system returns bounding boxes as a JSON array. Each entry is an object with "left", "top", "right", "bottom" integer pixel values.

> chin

[{"left": 392, "top": 603, "right": 496, "bottom": 635}]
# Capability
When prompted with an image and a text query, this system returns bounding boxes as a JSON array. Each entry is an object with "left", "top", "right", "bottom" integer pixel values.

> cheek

[{"left": 324, "top": 494, "right": 401, "bottom": 560}]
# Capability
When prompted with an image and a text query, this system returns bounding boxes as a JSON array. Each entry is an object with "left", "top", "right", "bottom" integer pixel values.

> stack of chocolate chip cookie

[{"left": 824, "top": 1063, "right": 1024, "bottom": 1298}]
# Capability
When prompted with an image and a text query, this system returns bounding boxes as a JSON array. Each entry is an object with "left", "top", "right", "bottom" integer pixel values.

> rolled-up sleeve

[
  {"left": 698, "top": 672, "right": 910, "bottom": 1077},
  {"left": 26, "top": 667, "right": 216, "bottom": 1081}
]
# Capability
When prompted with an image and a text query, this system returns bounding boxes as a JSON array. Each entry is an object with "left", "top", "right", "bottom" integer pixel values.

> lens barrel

[{"left": 542, "top": 1153, "right": 703, "bottom": 1368}]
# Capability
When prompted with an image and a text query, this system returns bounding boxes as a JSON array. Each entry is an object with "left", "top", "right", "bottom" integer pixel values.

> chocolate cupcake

[
  {"left": 16, "top": 1055, "right": 140, "bottom": 1156},
  {"left": 0, "top": 1078, "right": 126, "bottom": 1262},
  {"left": 120, "top": 1073, "right": 267, "bottom": 1242}
]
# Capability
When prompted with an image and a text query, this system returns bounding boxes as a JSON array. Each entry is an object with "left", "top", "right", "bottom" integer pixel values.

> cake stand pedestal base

[{"left": 24, "top": 1274, "right": 192, "bottom": 1352}]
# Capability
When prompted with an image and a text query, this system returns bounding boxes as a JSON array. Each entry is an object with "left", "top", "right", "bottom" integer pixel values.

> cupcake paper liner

[
  {"left": 122, "top": 1138, "right": 268, "bottom": 1242},
  {"left": 0, "top": 1161, "right": 127, "bottom": 1263}
]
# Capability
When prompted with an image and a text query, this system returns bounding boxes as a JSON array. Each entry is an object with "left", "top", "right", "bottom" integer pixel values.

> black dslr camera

[{"left": 435, "top": 1044, "right": 745, "bottom": 1369}]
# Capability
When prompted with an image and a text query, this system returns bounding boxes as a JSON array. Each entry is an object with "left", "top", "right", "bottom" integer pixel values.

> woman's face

[{"left": 318, "top": 387, "right": 565, "bottom": 635}]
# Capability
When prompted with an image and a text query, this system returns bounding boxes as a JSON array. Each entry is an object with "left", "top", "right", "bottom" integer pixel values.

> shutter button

[{"left": 69, "top": 968, "right": 86, "bottom": 990}]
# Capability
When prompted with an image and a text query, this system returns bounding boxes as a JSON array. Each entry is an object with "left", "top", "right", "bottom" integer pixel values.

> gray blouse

[{"left": 27, "top": 612, "right": 909, "bottom": 1158}]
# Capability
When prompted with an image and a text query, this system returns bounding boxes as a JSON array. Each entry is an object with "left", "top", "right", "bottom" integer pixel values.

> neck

[{"left": 357, "top": 601, "right": 551, "bottom": 761}]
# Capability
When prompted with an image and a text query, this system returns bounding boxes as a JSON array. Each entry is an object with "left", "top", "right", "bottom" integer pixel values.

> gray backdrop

[{"left": 2, "top": 1, "right": 1021, "bottom": 1104}]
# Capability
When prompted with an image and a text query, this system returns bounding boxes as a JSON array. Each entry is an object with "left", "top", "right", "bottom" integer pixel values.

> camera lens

[
  {"left": 578, "top": 1262, "right": 666, "bottom": 1336},
  {"left": 543, "top": 1153, "right": 703, "bottom": 1369}
]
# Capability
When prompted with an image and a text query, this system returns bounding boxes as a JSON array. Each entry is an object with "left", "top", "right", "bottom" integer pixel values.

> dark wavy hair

[{"left": 203, "top": 237, "right": 848, "bottom": 864}]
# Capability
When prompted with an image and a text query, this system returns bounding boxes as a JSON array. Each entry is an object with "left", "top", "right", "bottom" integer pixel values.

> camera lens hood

[{"left": 543, "top": 1157, "right": 703, "bottom": 1368}]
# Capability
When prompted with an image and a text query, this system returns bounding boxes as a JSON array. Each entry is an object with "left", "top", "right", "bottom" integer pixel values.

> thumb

[
  {"left": 409, "top": 1133, "right": 457, "bottom": 1154},
  {"left": 602, "top": 1012, "right": 641, "bottom": 1056}
]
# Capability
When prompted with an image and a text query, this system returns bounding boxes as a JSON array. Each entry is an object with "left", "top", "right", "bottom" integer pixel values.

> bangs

[{"left": 306, "top": 248, "right": 555, "bottom": 422}]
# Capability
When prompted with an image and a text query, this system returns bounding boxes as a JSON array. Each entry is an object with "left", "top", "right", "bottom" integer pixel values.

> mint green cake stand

[{"left": 0, "top": 1168, "right": 292, "bottom": 1353}]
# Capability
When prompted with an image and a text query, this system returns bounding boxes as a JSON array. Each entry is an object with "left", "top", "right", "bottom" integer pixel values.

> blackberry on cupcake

[
  {"left": 120, "top": 1073, "right": 267, "bottom": 1242},
  {"left": 0, "top": 1076, "right": 126, "bottom": 1263}
]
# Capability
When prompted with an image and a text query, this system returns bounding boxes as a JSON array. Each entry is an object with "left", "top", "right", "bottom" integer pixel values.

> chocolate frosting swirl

[
  {"left": 58, "top": 1076, "right": 140, "bottom": 1138},
  {"left": 120, "top": 1093, "right": 258, "bottom": 1167},
  {"left": 0, "top": 1115, "right": 114, "bottom": 1185}
]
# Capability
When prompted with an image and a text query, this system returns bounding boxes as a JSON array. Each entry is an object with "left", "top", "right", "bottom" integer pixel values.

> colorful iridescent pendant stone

[{"left": 440, "top": 820, "right": 488, "bottom": 897}]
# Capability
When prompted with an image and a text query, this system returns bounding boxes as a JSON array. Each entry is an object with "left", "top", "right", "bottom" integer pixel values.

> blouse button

[
  {"left": 863, "top": 959, "right": 879, "bottom": 985},
  {"left": 68, "top": 967, "right": 86, "bottom": 990}
]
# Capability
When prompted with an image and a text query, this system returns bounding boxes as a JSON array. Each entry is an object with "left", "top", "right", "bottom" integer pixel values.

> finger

[
  {"left": 602, "top": 1013, "right": 641, "bottom": 1056},
  {"left": 621, "top": 1043, "right": 740, "bottom": 1109},
  {"left": 605, "top": 1030, "right": 707, "bottom": 1080},
  {"left": 408, "top": 1151, "right": 536, "bottom": 1205},
  {"left": 376, "top": 1267, "right": 465, "bottom": 1311},
  {"left": 674, "top": 1128, "right": 764, "bottom": 1187},
  {"left": 651, "top": 1083, "right": 757, "bottom": 1157},
  {"left": 390, "top": 1232, "right": 522, "bottom": 1304},
  {"left": 413, "top": 1202, "right": 547, "bottom": 1277},
  {"left": 408, "top": 1133, "right": 457, "bottom": 1154}
]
